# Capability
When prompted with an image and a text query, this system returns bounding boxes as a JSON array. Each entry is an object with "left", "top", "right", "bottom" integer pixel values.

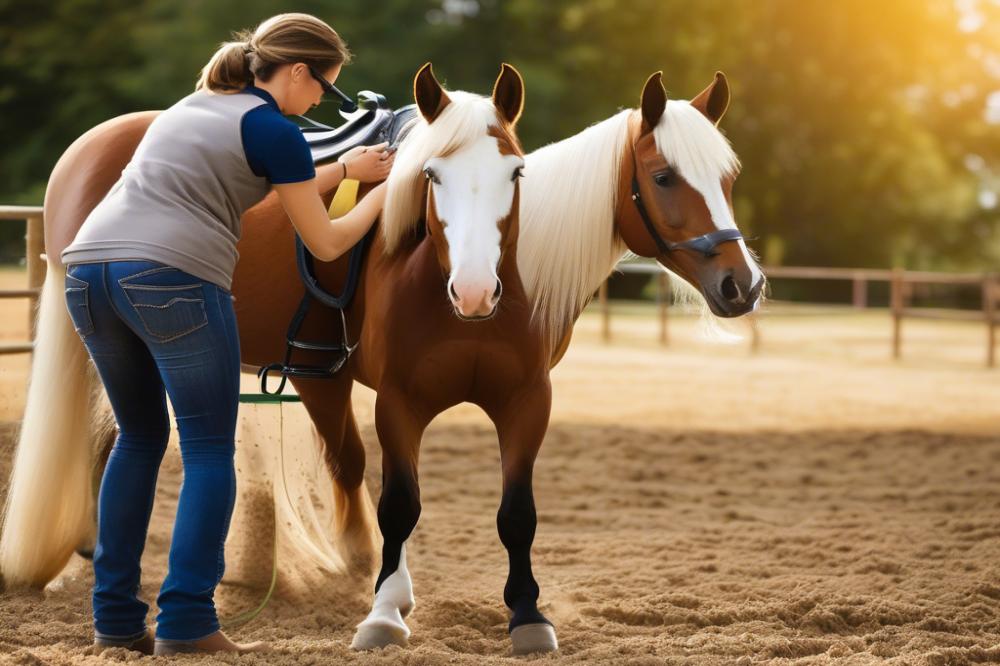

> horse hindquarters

[{"left": 0, "top": 260, "right": 100, "bottom": 587}]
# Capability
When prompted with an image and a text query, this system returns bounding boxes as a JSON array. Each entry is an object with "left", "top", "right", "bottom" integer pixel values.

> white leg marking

[{"left": 351, "top": 543, "right": 416, "bottom": 650}]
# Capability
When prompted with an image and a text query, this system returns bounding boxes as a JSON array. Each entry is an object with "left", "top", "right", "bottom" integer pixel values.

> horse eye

[
  {"left": 424, "top": 167, "right": 440, "bottom": 184},
  {"left": 511, "top": 165, "right": 524, "bottom": 182},
  {"left": 654, "top": 171, "right": 677, "bottom": 187}
]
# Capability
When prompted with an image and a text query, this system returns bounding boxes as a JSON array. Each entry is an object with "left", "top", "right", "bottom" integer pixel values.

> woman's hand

[{"left": 339, "top": 142, "right": 394, "bottom": 182}]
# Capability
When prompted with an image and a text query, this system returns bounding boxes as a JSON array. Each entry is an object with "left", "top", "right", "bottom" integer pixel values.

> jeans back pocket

[
  {"left": 64, "top": 271, "right": 95, "bottom": 338},
  {"left": 119, "top": 269, "right": 208, "bottom": 343}
]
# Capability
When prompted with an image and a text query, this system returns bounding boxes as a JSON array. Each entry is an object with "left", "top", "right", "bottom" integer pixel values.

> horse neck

[{"left": 517, "top": 109, "right": 634, "bottom": 343}]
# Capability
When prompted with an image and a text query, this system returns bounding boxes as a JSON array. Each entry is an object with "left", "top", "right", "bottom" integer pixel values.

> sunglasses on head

[{"left": 307, "top": 65, "right": 358, "bottom": 113}]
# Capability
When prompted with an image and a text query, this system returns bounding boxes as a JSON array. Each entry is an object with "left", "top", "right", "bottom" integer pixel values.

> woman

[{"left": 59, "top": 13, "right": 391, "bottom": 656}]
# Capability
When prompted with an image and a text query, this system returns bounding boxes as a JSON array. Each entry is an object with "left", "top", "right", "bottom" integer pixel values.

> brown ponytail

[{"left": 195, "top": 14, "right": 351, "bottom": 93}]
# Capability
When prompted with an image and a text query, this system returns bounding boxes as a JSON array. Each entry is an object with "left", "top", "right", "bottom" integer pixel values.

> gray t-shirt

[{"left": 60, "top": 89, "right": 276, "bottom": 290}]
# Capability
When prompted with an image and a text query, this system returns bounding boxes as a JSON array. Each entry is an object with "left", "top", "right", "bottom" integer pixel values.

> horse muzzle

[
  {"left": 448, "top": 278, "right": 502, "bottom": 320},
  {"left": 703, "top": 271, "right": 763, "bottom": 317}
]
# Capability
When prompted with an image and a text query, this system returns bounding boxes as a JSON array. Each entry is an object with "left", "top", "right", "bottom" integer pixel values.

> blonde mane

[
  {"left": 382, "top": 90, "right": 504, "bottom": 254},
  {"left": 517, "top": 110, "right": 631, "bottom": 343},
  {"left": 517, "top": 99, "right": 741, "bottom": 344}
]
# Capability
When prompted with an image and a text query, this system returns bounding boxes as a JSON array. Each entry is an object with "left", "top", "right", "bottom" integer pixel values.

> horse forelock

[
  {"left": 652, "top": 100, "right": 740, "bottom": 196},
  {"left": 381, "top": 91, "right": 513, "bottom": 255}
]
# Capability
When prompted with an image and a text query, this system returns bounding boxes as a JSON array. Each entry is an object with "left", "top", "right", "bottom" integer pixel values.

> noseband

[{"left": 630, "top": 174, "right": 743, "bottom": 258}]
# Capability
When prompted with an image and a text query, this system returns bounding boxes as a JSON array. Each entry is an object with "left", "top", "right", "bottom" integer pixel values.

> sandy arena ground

[{"left": 0, "top": 266, "right": 998, "bottom": 664}]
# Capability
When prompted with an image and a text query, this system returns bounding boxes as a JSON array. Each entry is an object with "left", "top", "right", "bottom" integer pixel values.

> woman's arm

[
  {"left": 274, "top": 180, "right": 387, "bottom": 262},
  {"left": 314, "top": 161, "right": 346, "bottom": 195}
]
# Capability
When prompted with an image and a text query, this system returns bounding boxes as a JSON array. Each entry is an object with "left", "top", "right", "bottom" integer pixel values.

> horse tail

[{"left": 0, "top": 256, "right": 100, "bottom": 587}]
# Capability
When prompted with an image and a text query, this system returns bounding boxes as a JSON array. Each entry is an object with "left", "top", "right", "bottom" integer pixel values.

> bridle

[{"left": 629, "top": 157, "right": 743, "bottom": 258}]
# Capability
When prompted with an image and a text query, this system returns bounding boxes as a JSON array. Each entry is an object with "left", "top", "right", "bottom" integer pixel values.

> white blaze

[{"left": 426, "top": 134, "right": 524, "bottom": 312}]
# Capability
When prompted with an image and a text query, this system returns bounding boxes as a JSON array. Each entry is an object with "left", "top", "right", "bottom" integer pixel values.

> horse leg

[
  {"left": 492, "top": 381, "right": 558, "bottom": 655},
  {"left": 351, "top": 388, "right": 428, "bottom": 650},
  {"left": 330, "top": 408, "right": 378, "bottom": 574},
  {"left": 290, "top": 376, "right": 377, "bottom": 573}
]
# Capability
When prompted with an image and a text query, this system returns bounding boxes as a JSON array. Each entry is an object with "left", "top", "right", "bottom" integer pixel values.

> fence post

[
  {"left": 599, "top": 278, "right": 610, "bottom": 342},
  {"left": 985, "top": 274, "right": 997, "bottom": 369},
  {"left": 657, "top": 272, "right": 669, "bottom": 346},
  {"left": 26, "top": 211, "right": 45, "bottom": 344},
  {"left": 890, "top": 267, "right": 904, "bottom": 360},
  {"left": 852, "top": 272, "right": 867, "bottom": 309}
]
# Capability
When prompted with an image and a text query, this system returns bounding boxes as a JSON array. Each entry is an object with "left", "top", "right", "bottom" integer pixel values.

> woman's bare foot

[{"left": 153, "top": 629, "right": 268, "bottom": 655}]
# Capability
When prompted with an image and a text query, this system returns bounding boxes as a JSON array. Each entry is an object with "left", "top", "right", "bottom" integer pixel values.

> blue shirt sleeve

[{"left": 241, "top": 106, "right": 316, "bottom": 184}]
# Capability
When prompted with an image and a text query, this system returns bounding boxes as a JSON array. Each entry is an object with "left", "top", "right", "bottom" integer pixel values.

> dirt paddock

[{"left": 0, "top": 265, "right": 997, "bottom": 664}]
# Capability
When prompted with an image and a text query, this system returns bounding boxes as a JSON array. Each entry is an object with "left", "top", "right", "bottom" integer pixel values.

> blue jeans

[{"left": 63, "top": 259, "right": 240, "bottom": 641}]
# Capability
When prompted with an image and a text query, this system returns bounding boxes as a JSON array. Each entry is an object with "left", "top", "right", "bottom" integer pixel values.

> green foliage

[{"left": 1, "top": 0, "right": 997, "bottom": 270}]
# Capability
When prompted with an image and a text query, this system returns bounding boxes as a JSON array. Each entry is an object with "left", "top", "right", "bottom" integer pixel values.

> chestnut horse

[
  {"left": 344, "top": 70, "right": 764, "bottom": 655},
  {"left": 519, "top": 70, "right": 762, "bottom": 362}
]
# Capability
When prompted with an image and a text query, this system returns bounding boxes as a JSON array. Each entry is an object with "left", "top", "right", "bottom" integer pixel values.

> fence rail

[
  {"left": 0, "top": 206, "right": 996, "bottom": 367},
  {"left": 0, "top": 206, "right": 45, "bottom": 356},
  {"left": 602, "top": 262, "right": 999, "bottom": 368}
]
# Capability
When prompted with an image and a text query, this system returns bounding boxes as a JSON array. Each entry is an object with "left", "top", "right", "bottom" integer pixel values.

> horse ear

[
  {"left": 640, "top": 71, "right": 667, "bottom": 134},
  {"left": 414, "top": 62, "right": 451, "bottom": 123},
  {"left": 690, "top": 71, "right": 730, "bottom": 126},
  {"left": 492, "top": 63, "right": 524, "bottom": 126}
]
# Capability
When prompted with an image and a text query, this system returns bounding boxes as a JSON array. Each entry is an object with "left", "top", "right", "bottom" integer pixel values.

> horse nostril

[
  {"left": 492, "top": 281, "right": 503, "bottom": 301},
  {"left": 720, "top": 274, "right": 741, "bottom": 302},
  {"left": 448, "top": 282, "right": 459, "bottom": 302}
]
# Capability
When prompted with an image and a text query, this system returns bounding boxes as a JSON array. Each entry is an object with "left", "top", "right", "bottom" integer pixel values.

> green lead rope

[
  {"left": 220, "top": 392, "right": 302, "bottom": 628},
  {"left": 220, "top": 517, "right": 278, "bottom": 628}
]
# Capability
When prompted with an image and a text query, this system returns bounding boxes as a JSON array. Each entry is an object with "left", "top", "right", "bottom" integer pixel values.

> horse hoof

[
  {"left": 350, "top": 622, "right": 409, "bottom": 651},
  {"left": 510, "top": 623, "right": 558, "bottom": 655}
]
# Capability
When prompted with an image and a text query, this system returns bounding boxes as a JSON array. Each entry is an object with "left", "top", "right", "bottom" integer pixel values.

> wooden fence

[
  {"left": 599, "top": 262, "right": 1000, "bottom": 368},
  {"left": 0, "top": 206, "right": 996, "bottom": 367},
  {"left": 0, "top": 206, "right": 45, "bottom": 356}
]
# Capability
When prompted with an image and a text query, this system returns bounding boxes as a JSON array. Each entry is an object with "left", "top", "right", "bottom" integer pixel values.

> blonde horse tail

[{"left": 0, "top": 258, "right": 99, "bottom": 587}]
